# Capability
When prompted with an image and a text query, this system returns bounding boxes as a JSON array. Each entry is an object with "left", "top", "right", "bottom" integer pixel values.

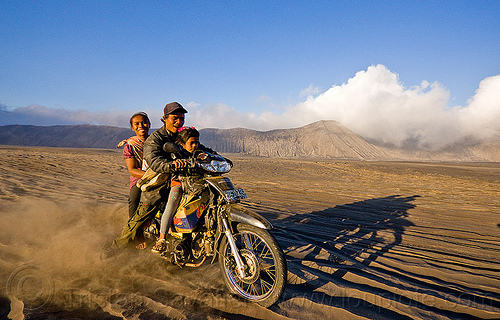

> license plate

[{"left": 224, "top": 188, "right": 247, "bottom": 202}]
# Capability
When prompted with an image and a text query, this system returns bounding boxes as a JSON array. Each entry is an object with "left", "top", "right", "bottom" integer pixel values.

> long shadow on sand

[
  {"left": 269, "top": 195, "right": 417, "bottom": 316},
  {"left": 264, "top": 194, "right": 476, "bottom": 319}
]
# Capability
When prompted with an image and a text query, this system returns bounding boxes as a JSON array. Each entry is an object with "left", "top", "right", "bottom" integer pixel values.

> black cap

[{"left": 163, "top": 102, "right": 188, "bottom": 116}]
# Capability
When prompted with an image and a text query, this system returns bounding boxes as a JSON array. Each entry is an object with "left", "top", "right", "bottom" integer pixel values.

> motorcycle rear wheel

[{"left": 219, "top": 224, "right": 287, "bottom": 307}]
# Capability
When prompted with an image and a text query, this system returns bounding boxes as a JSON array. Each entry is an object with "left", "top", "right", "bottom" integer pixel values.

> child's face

[{"left": 182, "top": 137, "right": 199, "bottom": 153}]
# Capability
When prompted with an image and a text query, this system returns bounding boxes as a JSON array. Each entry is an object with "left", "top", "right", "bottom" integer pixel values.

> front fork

[{"left": 221, "top": 216, "right": 247, "bottom": 279}]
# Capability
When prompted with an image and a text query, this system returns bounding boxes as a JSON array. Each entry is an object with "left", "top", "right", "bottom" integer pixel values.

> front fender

[{"left": 228, "top": 204, "right": 273, "bottom": 230}]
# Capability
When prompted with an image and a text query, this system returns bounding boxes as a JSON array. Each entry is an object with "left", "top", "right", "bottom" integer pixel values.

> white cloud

[
  {"left": 257, "top": 95, "right": 272, "bottom": 102},
  {"left": 0, "top": 104, "right": 164, "bottom": 129},
  {"left": 283, "top": 65, "right": 463, "bottom": 149},
  {"left": 458, "top": 75, "right": 500, "bottom": 140},
  {"left": 299, "top": 85, "right": 321, "bottom": 97},
  {"left": 188, "top": 102, "right": 260, "bottom": 129}
]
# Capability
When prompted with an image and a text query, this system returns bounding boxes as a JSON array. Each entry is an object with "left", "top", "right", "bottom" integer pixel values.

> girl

[
  {"left": 152, "top": 126, "right": 200, "bottom": 253},
  {"left": 117, "top": 112, "right": 151, "bottom": 219}
]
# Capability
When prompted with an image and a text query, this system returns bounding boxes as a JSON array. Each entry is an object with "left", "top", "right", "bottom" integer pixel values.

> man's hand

[{"left": 171, "top": 159, "right": 188, "bottom": 170}]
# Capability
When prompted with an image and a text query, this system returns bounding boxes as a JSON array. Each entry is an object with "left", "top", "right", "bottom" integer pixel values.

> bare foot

[{"left": 135, "top": 241, "right": 147, "bottom": 250}]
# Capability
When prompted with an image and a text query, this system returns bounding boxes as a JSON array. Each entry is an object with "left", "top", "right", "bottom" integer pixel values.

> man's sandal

[{"left": 135, "top": 241, "right": 148, "bottom": 250}]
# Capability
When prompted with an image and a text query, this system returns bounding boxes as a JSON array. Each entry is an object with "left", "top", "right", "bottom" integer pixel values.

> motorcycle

[{"left": 141, "top": 144, "right": 287, "bottom": 307}]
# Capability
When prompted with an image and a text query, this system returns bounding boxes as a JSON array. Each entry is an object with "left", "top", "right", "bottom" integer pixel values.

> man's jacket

[{"left": 141, "top": 126, "right": 214, "bottom": 204}]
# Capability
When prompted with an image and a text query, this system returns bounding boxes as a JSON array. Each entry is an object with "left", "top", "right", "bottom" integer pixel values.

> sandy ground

[{"left": 0, "top": 145, "right": 499, "bottom": 320}]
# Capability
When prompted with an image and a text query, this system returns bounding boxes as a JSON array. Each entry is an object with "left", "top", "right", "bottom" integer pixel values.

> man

[{"left": 113, "top": 102, "right": 201, "bottom": 249}]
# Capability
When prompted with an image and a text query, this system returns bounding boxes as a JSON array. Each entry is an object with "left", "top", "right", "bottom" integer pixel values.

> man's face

[{"left": 163, "top": 112, "right": 185, "bottom": 134}]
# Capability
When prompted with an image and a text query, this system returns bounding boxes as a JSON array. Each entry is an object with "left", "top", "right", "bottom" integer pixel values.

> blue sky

[{"left": 1, "top": 1, "right": 499, "bottom": 148}]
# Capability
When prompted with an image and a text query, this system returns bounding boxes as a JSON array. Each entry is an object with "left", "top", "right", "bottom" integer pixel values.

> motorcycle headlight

[{"left": 200, "top": 160, "right": 232, "bottom": 173}]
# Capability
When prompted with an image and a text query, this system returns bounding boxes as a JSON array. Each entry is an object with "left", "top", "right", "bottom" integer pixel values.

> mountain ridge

[{"left": 1, "top": 121, "right": 498, "bottom": 161}]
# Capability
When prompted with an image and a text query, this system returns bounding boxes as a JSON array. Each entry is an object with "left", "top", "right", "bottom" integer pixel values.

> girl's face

[
  {"left": 182, "top": 137, "right": 199, "bottom": 153},
  {"left": 131, "top": 115, "right": 150, "bottom": 138}
]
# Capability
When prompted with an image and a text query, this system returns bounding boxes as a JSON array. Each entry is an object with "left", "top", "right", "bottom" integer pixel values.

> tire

[{"left": 219, "top": 223, "right": 287, "bottom": 307}]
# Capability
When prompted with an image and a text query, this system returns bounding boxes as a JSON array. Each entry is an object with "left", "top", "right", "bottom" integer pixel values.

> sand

[{"left": 0, "top": 145, "right": 499, "bottom": 320}]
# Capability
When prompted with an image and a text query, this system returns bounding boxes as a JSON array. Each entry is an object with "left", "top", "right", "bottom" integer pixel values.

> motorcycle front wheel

[{"left": 219, "top": 223, "right": 287, "bottom": 307}]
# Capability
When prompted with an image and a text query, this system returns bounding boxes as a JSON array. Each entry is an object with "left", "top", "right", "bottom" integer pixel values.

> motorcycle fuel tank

[{"left": 173, "top": 192, "right": 209, "bottom": 233}]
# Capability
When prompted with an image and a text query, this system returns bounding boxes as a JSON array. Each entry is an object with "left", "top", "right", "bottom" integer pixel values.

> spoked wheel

[{"left": 219, "top": 224, "right": 286, "bottom": 307}]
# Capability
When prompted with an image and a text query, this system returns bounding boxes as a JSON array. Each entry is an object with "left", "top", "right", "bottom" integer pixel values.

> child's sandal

[{"left": 151, "top": 239, "right": 166, "bottom": 253}]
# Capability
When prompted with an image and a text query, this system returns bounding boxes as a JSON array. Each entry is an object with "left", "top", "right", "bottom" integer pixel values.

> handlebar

[
  {"left": 169, "top": 152, "right": 232, "bottom": 175},
  {"left": 168, "top": 156, "right": 199, "bottom": 173}
]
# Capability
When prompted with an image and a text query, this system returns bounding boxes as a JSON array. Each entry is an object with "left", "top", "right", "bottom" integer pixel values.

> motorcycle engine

[
  {"left": 192, "top": 232, "right": 214, "bottom": 259},
  {"left": 171, "top": 238, "right": 189, "bottom": 262},
  {"left": 191, "top": 232, "right": 204, "bottom": 259}
]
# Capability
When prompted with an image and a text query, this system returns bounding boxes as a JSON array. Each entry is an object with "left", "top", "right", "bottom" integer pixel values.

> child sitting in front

[{"left": 152, "top": 126, "right": 201, "bottom": 253}]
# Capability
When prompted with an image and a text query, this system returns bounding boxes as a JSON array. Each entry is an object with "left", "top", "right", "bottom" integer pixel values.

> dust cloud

[{"left": 0, "top": 198, "right": 254, "bottom": 320}]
